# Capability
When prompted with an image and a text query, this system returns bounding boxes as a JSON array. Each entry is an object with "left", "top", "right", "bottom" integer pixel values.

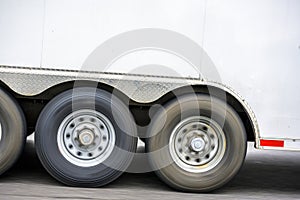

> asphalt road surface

[{"left": 0, "top": 140, "right": 300, "bottom": 200}]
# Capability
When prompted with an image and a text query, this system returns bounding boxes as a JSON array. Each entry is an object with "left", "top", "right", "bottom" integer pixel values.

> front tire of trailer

[
  {"left": 0, "top": 88, "right": 26, "bottom": 176},
  {"left": 146, "top": 94, "right": 247, "bottom": 192},
  {"left": 35, "top": 87, "right": 137, "bottom": 187}
]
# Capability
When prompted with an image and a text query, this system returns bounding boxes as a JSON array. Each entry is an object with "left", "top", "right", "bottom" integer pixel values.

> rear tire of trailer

[
  {"left": 0, "top": 88, "right": 26, "bottom": 176},
  {"left": 146, "top": 94, "right": 247, "bottom": 192},
  {"left": 35, "top": 87, "right": 137, "bottom": 187}
]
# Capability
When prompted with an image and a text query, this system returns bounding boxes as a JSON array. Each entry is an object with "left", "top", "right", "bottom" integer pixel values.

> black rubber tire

[
  {"left": 35, "top": 87, "right": 137, "bottom": 187},
  {"left": 146, "top": 94, "right": 247, "bottom": 192},
  {"left": 0, "top": 88, "right": 26, "bottom": 176}
]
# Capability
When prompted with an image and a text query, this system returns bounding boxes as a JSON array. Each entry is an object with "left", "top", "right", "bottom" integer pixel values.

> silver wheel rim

[
  {"left": 169, "top": 116, "right": 226, "bottom": 173},
  {"left": 57, "top": 109, "right": 115, "bottom": 167}
]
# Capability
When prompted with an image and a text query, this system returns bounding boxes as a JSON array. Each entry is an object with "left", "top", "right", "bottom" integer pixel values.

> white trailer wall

[
  {"left": 0, "top": 0, "right": 44, "bottom": 67},
  {"left": 204, "top": 0, "right": 300, "bottom": 139},
  {"left": 0, "top": 0, "right": 300, "bottom": 139},
  {"left": 41, "top": 0, "right": 206, "bottom": 77}
]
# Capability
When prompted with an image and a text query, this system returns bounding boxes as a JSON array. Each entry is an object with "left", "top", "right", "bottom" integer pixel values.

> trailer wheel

[
  {"left": 0, "top": 88, "right": 26, "bottom": 176},
  {"left": 146, "top": 94, "right": 247, "bottom": 192},
  {"left": 35, "top": 87, "right": 137, "bottom": 187}
]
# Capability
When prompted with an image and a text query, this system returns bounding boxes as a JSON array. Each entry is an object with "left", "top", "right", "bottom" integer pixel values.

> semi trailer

[{"left": 0, "top": 0, "right": 299, "bottom": 192}]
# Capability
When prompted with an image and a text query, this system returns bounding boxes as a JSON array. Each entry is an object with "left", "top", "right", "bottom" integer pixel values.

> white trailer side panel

[
  {"left": 204, "top": 0, "right": 300, "bottom": 139},
  {"left": 0, "top": 0, "right": 44, "bottom": 67},
  {"left": 41, "top": 0, "right": 206, "bottom": 78},
  {"left": 0, "top": 0, "right": 300, "bottom": 141}
]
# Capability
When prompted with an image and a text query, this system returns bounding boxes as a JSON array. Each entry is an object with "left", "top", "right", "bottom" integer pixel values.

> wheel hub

[
  {"left": 190, "top": 137, "right": 205, "bottom": 152},
  {"left": 57, "top": 109, "right": 116, "bottom": 167},
  {"left": 78, "top": 130, "right": 95, "bottom": 146},
  {"left": 169, "top": 116, "right": 226, "bottom": 173}
]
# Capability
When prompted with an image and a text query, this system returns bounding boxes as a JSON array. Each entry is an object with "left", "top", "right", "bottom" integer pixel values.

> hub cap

[
  {"left": 57, "top": 109, "right": 115, "bottom": 167},
  {"left": 190, "top": 137, "right": 205, "bottom": 152},
  {"left": 169, "top": 116, "right": 226, "bottom": 173}
]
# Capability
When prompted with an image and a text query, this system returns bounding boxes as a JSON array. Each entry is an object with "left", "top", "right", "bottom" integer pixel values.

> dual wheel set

[{"left": 0, "top": 87, "right": 247, "bottom": 192}]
